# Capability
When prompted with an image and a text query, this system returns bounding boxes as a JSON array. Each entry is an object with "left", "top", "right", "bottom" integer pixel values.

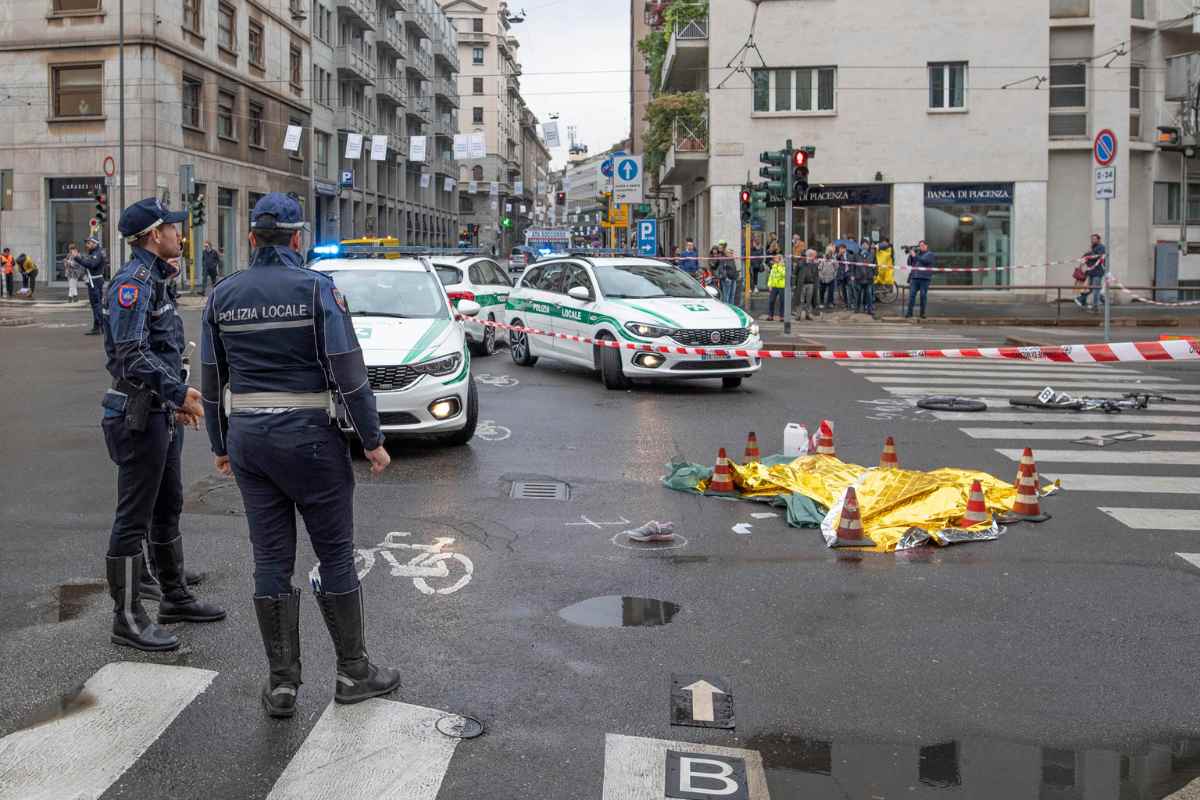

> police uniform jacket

[
  {"left": 103, "top": 247, "right": 189, "bottom": 407},
  {"left": 77, "top": 246, "right": 108, "bottom": 279},
  {"left": 199, "top": 245, "right": 383, "bottom": 457}
]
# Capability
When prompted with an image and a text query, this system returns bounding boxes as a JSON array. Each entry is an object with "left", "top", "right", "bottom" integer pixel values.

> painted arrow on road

[
  {"left": 731, "top": 523, "right": 753, "bottom": 535},
  {"left": 682, "top": 680, "right": 726, "bottom": 723}
]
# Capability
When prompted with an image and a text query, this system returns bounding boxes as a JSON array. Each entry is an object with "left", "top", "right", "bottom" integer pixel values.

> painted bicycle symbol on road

[
  {"left": 309, "top": 531, "right": 474, "bottom": 596},
  {"left": 475, "top": 373, "right": 519, "bottom": 388},
  {"left": 476, "top": 419, "right": 511, "bottom": 441}
]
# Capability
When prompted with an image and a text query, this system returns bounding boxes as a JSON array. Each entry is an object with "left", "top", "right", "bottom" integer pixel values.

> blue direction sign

[
  {"left": 637, "top": 219, "right": 657, "bottom": 256},
  {"left": 1094, "top": 129, "right": 1117, "bottom": 166},
  {"left": 601, "top": 159, "right": 614, "bottom": 178},
  {"left": 617, "top": 158, "right": 639, "bottom": 182}
]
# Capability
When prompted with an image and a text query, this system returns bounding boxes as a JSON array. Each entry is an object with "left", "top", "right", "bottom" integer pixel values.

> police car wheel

[
  {"left": 721, "top": 377, "right": 743, "bottom": 390},
  {"left": 509, "top": 321, "right": 538, "bottom": 367},
  {"left": 439, "top": 378, "right": 478, "bottom": 446},
  {"left": 598, "top": 335, "right": 631, "bottom": 391}
]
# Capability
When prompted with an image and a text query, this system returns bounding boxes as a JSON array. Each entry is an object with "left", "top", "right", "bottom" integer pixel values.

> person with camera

[{"left": 904, "top": 240, "right": 935, "bottom": 319}]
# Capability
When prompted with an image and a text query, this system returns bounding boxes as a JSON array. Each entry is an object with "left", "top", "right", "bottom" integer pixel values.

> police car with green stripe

[
  {"left": 504, "top": 255, "right": 762, "bottom": 389},
  {"left": 431, "top": 254, "right": 513, "bottom": 357},
  {"left": 309, "top": 246, "right": 479, "bottom": 445}
]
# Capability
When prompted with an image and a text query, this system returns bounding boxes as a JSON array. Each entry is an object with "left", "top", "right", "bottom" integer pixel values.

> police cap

[
  {"left": 118, "top": 197, "right": 187, "bottom": 238},
  {"left": 251, "top": 192, "right": 308, "bottom": 231}
]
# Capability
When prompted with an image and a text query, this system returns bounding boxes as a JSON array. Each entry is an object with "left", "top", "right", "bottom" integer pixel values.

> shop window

[
  {"left": 51, "top": 64, "right": 102, "bottom": 118},
  {"left": 924, "top": 184, "right": 1013, "bottom": 286},
  {"left": 182, "top": 76, "right": 203, "bottom": 129},
  {"left": 1049, "top": 63, "right": 1087, "bottom": 137},
  {"left": 218, "top": 3, "right": 236, "bottom": 52},
  {"left": 1130, "top": 65, "right": 1142, "bottom": 139},
  {"left": 53, "top": 0, "right": 102, "bottom": 12},
  {"left": 217, "top": 90, "right": 236, "bottom": 140},
  {"left": 752, "top": 67, "right": 835, "bottom": 114},
  {"left": 182, "top": 0, "right": 201, "bottom": 34},
  {"left": 248, "top": 19, "right": 264, "bottom": 67},
  {"left": 929, "top": 62, "right": 967, "bottom": 110},
  {"left": 248, "top": 101, "right": 265, "bottom": 147}
]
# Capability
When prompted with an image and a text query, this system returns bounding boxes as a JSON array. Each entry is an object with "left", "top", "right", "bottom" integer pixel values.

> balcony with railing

[
  {"left": 375, "top": 73, "right": 406, "bottom": 105},
  {"left": 404, "top": 3, "right": 432, "bottom": 37},
  {"left": 338, "top": 106, "right": 374, "bottom": 135},
  {"left": 376, "top": 15, "right": 407, "bottom": 57},
  {"left": 661, "top": 15, "right": 708, "bottom": 92},
  {"left": 433, "top": 152, "right": 455, "bottom": 174},
  {"left": 434, "top": 36, "right": 459, "bottom": 72},
  {"left": 337, "top": 0, "right": 377, "bottom": 30},
  {"left": 659, "top": 115, "right": 708, "bottom": 186},
  {"left": 406, "top": 93, "right": 432, "bottom": 123},
  {"left": 435, "top": 111, "right": 455, "bottom": 138},
  {"left": 506, "top": 73, "right": 520, "bottom": 96},
  {"left": 406, "top": 45, "right": 434, "bottom": 79},
  {"left": 435, "top": 76, "right": 459, "bottom": 107},
  {"left": 337, "top": 45, "right": 378, "bottom": 84}
]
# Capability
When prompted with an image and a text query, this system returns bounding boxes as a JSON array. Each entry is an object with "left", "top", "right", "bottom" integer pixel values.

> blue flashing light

[{"left": 313, "top": 244, "right": 341, "bottom": 256}]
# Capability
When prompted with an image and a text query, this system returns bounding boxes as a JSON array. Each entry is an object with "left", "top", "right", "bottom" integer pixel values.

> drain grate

[{"left": 510, "top": 480, "right": 570, "bottom": 500}]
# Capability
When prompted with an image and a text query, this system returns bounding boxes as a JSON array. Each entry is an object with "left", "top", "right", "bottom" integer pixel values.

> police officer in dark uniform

[
  {"left": 201, "top": 192, "right": 398, "bottom": 717},
  {"left": 77, "top": 235, "right": 108, "bottom": 335},
  {"left": 101, "top": 198, "right": 226, "bottom": 652}
]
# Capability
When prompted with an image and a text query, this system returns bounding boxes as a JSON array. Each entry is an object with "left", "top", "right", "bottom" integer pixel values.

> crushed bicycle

[{"left": 1010, "top": 388, "right": 1177, "bottom": 414}]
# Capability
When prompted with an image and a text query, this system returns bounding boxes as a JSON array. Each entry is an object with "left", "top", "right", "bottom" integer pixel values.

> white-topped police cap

[
  {"left": 118, "top": 197, "right": 188, "bottom": 238},
  {"left": 250, "top": 192, "right": 309, "bottom": 231}
]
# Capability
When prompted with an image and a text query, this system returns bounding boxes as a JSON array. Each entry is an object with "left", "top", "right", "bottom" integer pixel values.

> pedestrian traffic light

[
  {"left": 190, "top": 194, "right": 206, "bottom": 227},
  {"left": 94, "top": 193, "right": 107, "bottom": 223},
  {"left": 501, "top": 216, "right": 512, "bottom": 229},
  {"left": 556, "top": 191, "right": 566, "bottom": 205},
  {"left": 739, "top": 186, "right": 752, "bottom": 225}
]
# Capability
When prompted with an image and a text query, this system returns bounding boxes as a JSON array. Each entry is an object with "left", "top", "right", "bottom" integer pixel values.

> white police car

[
  {"left": 309, "top": 252, "right": 480, "bottom": 445},
  {"left": 431, "top": 254, "right": 512, "bottom": 357},
  {"left": 504, "top": 255, "right": 762, "bottom": 389}
]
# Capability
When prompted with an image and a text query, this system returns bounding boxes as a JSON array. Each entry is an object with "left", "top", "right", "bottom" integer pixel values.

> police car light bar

[{"left": 312, "top": 244, "right": 341, "bottom": 256}]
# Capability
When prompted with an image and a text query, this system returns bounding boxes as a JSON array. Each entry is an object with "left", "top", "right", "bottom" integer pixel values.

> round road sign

[
  {"left": 1094, "top": 129, "right": 1117, "bottom": 166},
  {"left": 102, "top": 156, "right": 116, "bottom": 177}
]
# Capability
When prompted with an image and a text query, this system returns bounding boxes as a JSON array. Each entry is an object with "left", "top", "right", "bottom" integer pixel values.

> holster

[{"left": 115, "top": 379, "right": 154, "bottom": 432}]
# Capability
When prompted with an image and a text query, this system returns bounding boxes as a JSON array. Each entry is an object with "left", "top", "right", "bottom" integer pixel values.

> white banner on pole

[
  {"left": 468, "top": 180, "right": 478, "bottom": 193},
  {"left": 514, "top": 180, "right": 524, "bottom": 196},
  {"left": 505, "top": 202, "right": 512, "bottom": 212},
  {"left": 468, "top": 133, "right": 486, "bottom": 159},
  {"left": 543, "top": 121, "right": 560, "bottom": 148},
  {"left": 345, "top": 133, "right": 363, "bottom": 160},
  {"left": 489, "top": 181, "right": 499, "bottom": 196},
  {"left": 409, "top": 135, "right": 427, "bottom": 162},
  {"left": 444, "top": 176, "right": 456, "bottom": 192},
  {"left": 420, "top": 172, "right": 431, "bottom": 188},
  {"left": 453, "top": 134, "right": 468, "bottom": 160},
  {"left": 520, "top": 203, "right": 526, "bottom": 213},
  {"left": 370, "top": 135, "right": 388, "bottom": 161},
  {"left": 283, "top": 125, "right": 303, "bottom": 152}
]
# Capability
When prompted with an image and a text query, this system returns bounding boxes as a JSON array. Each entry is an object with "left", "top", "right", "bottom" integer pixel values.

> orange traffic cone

[
  {"left": 879, "top": 436, "right": 899, "bottom": 468},
  {"left": 743, "top": 432, "right": 761, "bottom": 463},
  {"left": 999, "top": 450, "right": 1051, "bottom": 523},
  {"left": 831, "top": 487, "right": 873, "bottom": 547},
  {"left": 956, "top": 480, "right": 990, "bottom": 528},
  {"left": 1014, "top": 447, "right": 1039, "bottom": 487},
  {"left": 708, "top": 447, "right": 736, "bottom": 495},
  {"left": 816, "top": 420, "right": 836, "bottom": 456}
]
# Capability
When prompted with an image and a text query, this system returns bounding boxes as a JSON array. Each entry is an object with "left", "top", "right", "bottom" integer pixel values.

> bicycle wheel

[
  {"left": 875, "top": 283, "right": 898, "bottom": 304},
  {"left": 917, "top": 396, "right": 988, "bottom": 412},
  {"left": 1008, "top": 398, "right": 1086, "bottom": 411}
]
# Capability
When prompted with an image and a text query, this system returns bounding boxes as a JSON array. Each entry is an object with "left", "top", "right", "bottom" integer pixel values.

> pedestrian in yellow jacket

[{"left": 765, "top": 255, "right": 786, "bottom": 321}]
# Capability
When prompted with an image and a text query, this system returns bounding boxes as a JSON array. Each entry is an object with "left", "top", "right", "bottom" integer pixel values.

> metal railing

[
  {"left": 888, "top": 283, "right": 1200, "bottom": 325},
  {"left": 337, "top": 0, "right": 377, "bottom": 29},
  {"left": 411, "top": 46, "right": 434, "bottom": 77},
  {"left": 375, "top": 74, "right": 406, "bottom": 104},
  {"left": 377, "top": 16, "right": 406, "bottom": 57},
  {"left": 671, "top": 117, "right": 708, "bottom": 152},
  {"left": 336, "top": 45, "right": 377, "bottom": 83},
  {"left": 675, "top": 15, "right": 708, "bottom": 40}
]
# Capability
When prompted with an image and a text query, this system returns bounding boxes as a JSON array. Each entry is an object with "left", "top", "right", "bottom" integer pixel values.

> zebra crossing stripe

[
  {"left": 848, "top": 366, "right": 1148, "bottom": 377},
  {"left": 961, "top": 428, "right": 1200, "bottom": 442},
  {"left": 996, "top": 449, "right": 1200, "bottom": 465},
  {"left": 1052, "top": 475, "right": 1200, "bottom": 494},
  {"left": 1175, "top": 553, "right": 1200, "bottom": 569},
  {"left": 265, "top": 699, "right": 459, "bottom": 800},
  {"left": 932, "top": 412, "right": 1200, "bottom": 425},
  {"left": 1098, "top": 508, "right": 1200, "bottom": 531},
  {"left": 0, "top": 662, "right": 216, "bottom": 800},
  {"left": 602, "top": 733, "right": 770, "bottom": 800}
]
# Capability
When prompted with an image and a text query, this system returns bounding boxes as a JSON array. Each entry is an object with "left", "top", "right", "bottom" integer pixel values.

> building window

[
  {"left": 1050, "top": 0, "right": 1090, "bottom": 15},
  {"left": 1049, "top": 62, "right": 1087, "bottom": 137},
  {"left": 218, "top": 3, "right": 236, "bottom": 51},
  {"left": 929, "top": 62, "right": 967, "bottom": 110},
  {"left": 1152, "top": 182, "right": 1200, "bottom": 224},
  {"left": 1130, "top": 65, "right": 1142, "bottom": 139},
  {"left": 472, "top": 165, "right": 484, "bottom": 181},
  {"left": 752, "top": 67, "right": 835, "bottom": 114},
  {"left": 248, "top": 101, "right": 265, "bottom": 147},
  {"left": 472, "top": 47, "right": 484, "bottom": 65},
  {"left": 182, "top": 0, "right": 201, "bottom": 33},
  {"left": 471, "top": 17, "right": 483, "bottom": 32},
  {"left": 53, "top": 0, "right": 102, "bottom": 12},
  {"left": 182, "top": 76, "right": 202, "bottom": 129},
  {"left": 316, "top": 131, "right": 329, "bottom": 177},
  {"left": 473, "top": 77, "right": 484, "bottom": 94},
  {"left": 248, "top": 19, "right": 264, "bottom": 67},
  {"left": 472, "top": 106, "right": 484, "bottom": 124},
  {"left": 290, "top": 45, "right": 303, "bottom": 94},
  {"left": 51, "top": 64, "right": 102, "bottom": 118},
  {"left": 217, "top": 90, "right": 236, "bottom": 139},
  {"left": 1132, "top": 0, "right": 1145, "bottom": 18}
]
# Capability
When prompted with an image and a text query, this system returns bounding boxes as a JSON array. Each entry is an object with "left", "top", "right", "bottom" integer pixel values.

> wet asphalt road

[{"left": 2, "top": 308, "right": 1200, "bottom": 799}]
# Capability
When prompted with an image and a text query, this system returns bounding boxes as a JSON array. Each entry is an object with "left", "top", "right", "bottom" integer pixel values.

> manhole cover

[
  {"left": 435, "top": 714, "right": 484, "bottom": 739},
  {"left": 509, "top": 480, "right": 570, "bottom": 500}
]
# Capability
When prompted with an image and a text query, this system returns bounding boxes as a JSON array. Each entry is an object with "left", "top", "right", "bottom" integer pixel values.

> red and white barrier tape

[
  {"left": 1105, "top": 278, "right": 1200, "bottom": 307},
  {"left": 461, "top": 317, "right": 1200, "bottom": 363},
  {"left": 662, "top": 252, "right": 1082, "bottom": 274}
]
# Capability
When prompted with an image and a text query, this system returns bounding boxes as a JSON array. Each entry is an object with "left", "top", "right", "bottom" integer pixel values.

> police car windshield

[
  {"left": 594, "top": 263, "right": 707, "bottom": 299},
  {"left": 325, "top": 269, "right": 449, "bottom": 319}
]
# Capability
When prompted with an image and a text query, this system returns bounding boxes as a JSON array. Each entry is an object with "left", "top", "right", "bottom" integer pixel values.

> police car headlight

[
  {"left": 624, "top": 321, "right": 674, "bottom": 339},
  {"left": 412, "top": 353, "right": 462, "bottom": 376},
  {"left": 749, "top": 323, "right": 760, "bottom": 337}
]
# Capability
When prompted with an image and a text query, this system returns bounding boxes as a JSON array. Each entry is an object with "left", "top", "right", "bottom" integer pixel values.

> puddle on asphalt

[
  {"left": 744, "top": 731, "right": 1200, "bottom": 798},
  {"left": 10, "top": 684, "right": 96, "bottom": 732},
  {"left": 557, "top": 596, "right": 680, "bottom": 628},
  {"left": 56, "top": 582, "right": 107, "bottom": 621}
]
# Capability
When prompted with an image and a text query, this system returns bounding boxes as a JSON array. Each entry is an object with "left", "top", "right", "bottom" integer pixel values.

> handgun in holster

[{"left": 114, "top": 379, "right": 154, "bottom": 432}]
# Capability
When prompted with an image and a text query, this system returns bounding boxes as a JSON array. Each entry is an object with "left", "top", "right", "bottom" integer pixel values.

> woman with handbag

[{"left": 1074, "top": 234, "right": 1106, "bottom": 311}]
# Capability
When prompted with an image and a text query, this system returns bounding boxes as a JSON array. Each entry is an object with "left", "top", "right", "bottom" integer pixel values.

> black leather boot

[
  {"left": 145, "top": 537, "right": 205, "bottom": 586},
  {"left": 153, "top": 536, "right": 226, "bottom": 624},
  {"left": 138, "top": 541, "right": 162, "bottom": 602},
  {"left": 254, "top": 589, "right": 302, "bottom": 718},
  {"left": 314, "top": 585, "right": 401, "bottom": 704},
  {"left": 106, "top": 555, "right": 178, "bottom": 651}
]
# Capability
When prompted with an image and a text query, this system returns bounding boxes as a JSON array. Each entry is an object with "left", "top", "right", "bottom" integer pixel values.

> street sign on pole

[
  {"left": 1094, "top": 129, "right": 1117, "bottom": 166},
  {"left": 1094, "top": 166, "right": 1116, "bottom": 200},
  {"left": 613, "top": 156, "right": 643, "bottom": 204},
  {"left": 637, "top": 218, "right": 657, "bottom": 256}
]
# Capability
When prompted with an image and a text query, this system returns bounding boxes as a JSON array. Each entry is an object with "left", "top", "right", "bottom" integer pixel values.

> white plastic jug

[{"left": 782, "top": 423, "right": 810, "bottom": 457}]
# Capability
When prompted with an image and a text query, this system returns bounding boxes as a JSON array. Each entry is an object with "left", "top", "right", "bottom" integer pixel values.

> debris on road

[{"left": 624, "top": 521, "right": 676, "bottom": 543}]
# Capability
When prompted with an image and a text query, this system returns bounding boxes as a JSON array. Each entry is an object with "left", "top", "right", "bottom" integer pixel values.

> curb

[{"left": 875, "top": 316, "right": 1187, "bottom": 327}]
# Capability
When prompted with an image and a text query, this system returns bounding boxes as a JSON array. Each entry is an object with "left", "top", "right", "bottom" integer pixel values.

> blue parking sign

[{"left": 638, "top": 219, "right": 657, "bottom": 256}]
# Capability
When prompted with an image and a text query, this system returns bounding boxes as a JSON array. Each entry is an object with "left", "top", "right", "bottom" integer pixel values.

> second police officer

[
  {"left": 200, "top": 192, "right": 398, "bottom": 718},
  {"left": 102, "top": 198, "right": 226, "bottom": 652},
  {"left": 77, "top": 235, "right": 109, "bottom": 336}
]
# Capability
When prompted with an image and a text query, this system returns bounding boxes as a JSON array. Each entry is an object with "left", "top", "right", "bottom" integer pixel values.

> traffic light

[
  {"left": 501, "top": 216, "right": 513, "bottom": 229},
  {"left": 739, "top": 185, "right": 752, "bottom": 225},
  {"left": 758, "top": 149, "right": 788, "bottom": 205},
  {"left": 190, "top": 194, "right": 206, "bottom": 227},
  {"left": 792, "top": 147, "right": 814, "bottom": 200},
  {"left": 94, "top": 193, "right": 107, "bottom": 223},
  {"left": 556, "top": 191, "right": 566, "bottom": 205}
]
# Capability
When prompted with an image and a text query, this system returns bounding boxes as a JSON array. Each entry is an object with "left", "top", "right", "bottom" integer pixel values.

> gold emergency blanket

[{"left": 700, "top": 455, "right": 1026, "bottom": 552}]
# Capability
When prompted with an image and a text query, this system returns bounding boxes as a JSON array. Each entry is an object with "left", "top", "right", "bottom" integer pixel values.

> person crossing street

[{"left": 200, "top": 192, "right": 400, "bottom": 718}]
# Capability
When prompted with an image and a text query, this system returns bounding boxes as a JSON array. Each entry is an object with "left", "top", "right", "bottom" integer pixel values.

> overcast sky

[{"left": 512, "top": 0, "right": 632, "bottom": 167}]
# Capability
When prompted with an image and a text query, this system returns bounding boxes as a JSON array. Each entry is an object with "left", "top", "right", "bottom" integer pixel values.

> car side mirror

[
  {"left": 456, "top": 299, "right": 482, "bottom": 317},
  {"left": 704, "top": 286, "right": 719, "bottom": 298},
  {"left": 567, "top": 285, "right": 592, "bottom": 301}
]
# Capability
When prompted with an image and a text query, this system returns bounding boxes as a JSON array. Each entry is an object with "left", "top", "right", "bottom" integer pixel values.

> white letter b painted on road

[{"left": 665, "top": 751, "right": 748, "bottom": 800}]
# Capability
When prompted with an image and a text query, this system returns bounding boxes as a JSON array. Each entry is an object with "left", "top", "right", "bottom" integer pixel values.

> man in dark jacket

[
  {"left": 201, "top": 242, "right": 221, "bottom": 295},
  {"left": 905, "top": 240, "right": 936, "bottom": 319},
  {"left": 1075, "top": 234, "right": 1106, "bottom": 311},
  {"left": 76, "top": 236, "right": 108, "bottom": 335}
]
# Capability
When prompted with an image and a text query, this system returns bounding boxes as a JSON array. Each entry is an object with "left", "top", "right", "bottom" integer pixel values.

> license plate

[{"left": 700, "top": 354, "right": 731, "bottom": 361}]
